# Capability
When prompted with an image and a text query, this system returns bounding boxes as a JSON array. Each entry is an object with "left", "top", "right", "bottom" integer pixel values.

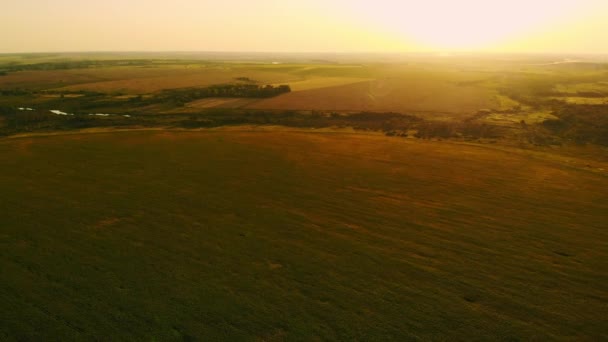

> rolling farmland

[
  {"left": 1, "top": 129, "right": 607, "bottom": 340},
  {"left": 1, "top": 53, "right": 608, "bottom": 340},
  {"left": 249, "top": 77, "right": 497, "bottom": 116}
]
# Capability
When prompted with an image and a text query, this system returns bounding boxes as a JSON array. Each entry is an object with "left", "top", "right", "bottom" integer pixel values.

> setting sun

[
  {"left": 2, "top": 0, "right": 608, "bottom": 340},
  {"left": 329, "top": 0, "right": 607, "bottom": 51},
  {"left": 2, "top": 0, "right": 608, "bottom": 53}
]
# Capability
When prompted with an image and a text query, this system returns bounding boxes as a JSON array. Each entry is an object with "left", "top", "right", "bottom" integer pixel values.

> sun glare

[{"left": 334, "top": 0, "right": 594, "bottom": 51}]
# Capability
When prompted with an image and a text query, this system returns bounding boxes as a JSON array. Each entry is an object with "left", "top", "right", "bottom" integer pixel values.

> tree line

[
  {"left": 0, "top": 60, "right": 155, "bottom": 74},
  {"left": 156, "top": 84, "right": 291, "bottom": 106}
]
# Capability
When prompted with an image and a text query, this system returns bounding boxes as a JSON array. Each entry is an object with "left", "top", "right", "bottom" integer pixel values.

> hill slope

[{"left": 1, "top": 130, "right": 607, "bottom": 340}]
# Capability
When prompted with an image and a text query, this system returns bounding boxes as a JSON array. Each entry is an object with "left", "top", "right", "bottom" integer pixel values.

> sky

[{"left": 1, "top": 0, "right": 607, "bottom": 54}]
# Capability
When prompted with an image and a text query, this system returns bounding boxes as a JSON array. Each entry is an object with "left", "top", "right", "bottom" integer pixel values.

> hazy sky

[{"left": 2, "top": 0, "right": 607, "bottom": 53}]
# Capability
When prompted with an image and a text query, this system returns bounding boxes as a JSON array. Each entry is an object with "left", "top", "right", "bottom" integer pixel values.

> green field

[
  {"left": 1, "top": 129, "right": 607, "bottom": 340},
  {"left": 1, "top": 53, "right": 608, "bottom": 340}
]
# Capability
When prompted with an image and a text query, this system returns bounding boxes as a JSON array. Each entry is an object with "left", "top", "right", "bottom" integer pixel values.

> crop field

[
  {"left": 184, "top": 97, "right": 257, "bottom": 110},
  {"left": 248, "top": 77, "right": 497, "bottom": 117},
  {"left": 1, "top": 129, "right": 607, "bottom": 340},
  {"left": 49, "top": 64, "right": 380, "bottom": 96},
  {"left": 0, "top": 70, "right": 103, "bottom": 90},
  {"left": 0, "top": 57, "right": 512, "bottom": 116},
  {"left": 275, "top": 76, "right": 371, "bottom": 92},
  {"left": 1, "top": 56, "right": 607, "bottom": 340},
  {"left": 4, "top": 55, "right": 607, "bottom": 123},
  {"left": 53, "top": 67, "right": 302, "bottom": 94},
  {"left": 254, "top": 66, "right": 507, "bottom": 118},
  {"left": 1, "top": 54, "right": 608, "bottom": 148}
]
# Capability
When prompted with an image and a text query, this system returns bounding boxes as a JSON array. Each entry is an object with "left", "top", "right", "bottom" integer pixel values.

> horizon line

[{"left": 1, "top": 50, "right": 608, "bottom": 58}]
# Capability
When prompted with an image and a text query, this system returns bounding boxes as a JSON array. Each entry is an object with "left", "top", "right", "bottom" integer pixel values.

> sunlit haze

[{"left": 1, "top": 0, "right": 607, "bottom": 53}]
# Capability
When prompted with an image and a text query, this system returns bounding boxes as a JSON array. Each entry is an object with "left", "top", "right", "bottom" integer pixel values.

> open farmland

[
  {"left": 52, "top": 66, "right": 302, "bottom": 94},
  {"left": 2, "top": 54, "right": 608, "bottom": 146},
  {"left": 46, "top": 63, "right": 379, "bottom": 96},
  {"left": 3, "top": 0, "right": 608, "bottom": 337},
  {"left": 184, "top": 97, "right": 258, "bottom": 110},
  {"left": 275, "top": 76, "right": 371, "bottom": 92},
  {"left": 1, "top": 129, "right": 607, "bottom": 340},
  {"left": 0, "top": 57, "right": 511, "bottom": 116},
  {"left": 0, "top": 70, "right": 104, "bottom": 90},
  {"left": 248, "top": 77, "right": 497, "bottom": 117}
]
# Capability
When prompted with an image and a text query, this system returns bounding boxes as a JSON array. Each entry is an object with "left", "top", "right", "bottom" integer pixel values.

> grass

[{"left": 1, "top": 129, "right": 607, "bottom": 340}]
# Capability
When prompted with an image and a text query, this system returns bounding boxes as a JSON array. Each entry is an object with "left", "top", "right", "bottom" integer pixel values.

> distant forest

[{"left": 156, "top": 84, "right": 292, "bottom": 106}]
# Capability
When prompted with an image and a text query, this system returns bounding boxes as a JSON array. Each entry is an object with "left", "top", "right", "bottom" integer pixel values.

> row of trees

[
  {"left": 0, "top": 107, "right": 143, "bottom": 136},
  {"left": 3, "top": 104, "right": 606, "bottom": 146},
  {"left": 178, "top": 111, "right": 420, "bottom": 130},
  {"left": 0, "top": 59, "right": 155, "bottom": 74},
  {"left": 158, "top": 84, "right": 291, "bottom": 106},
  {"left": 543, "top": 104, "right": 608, "bottom": 145}
]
